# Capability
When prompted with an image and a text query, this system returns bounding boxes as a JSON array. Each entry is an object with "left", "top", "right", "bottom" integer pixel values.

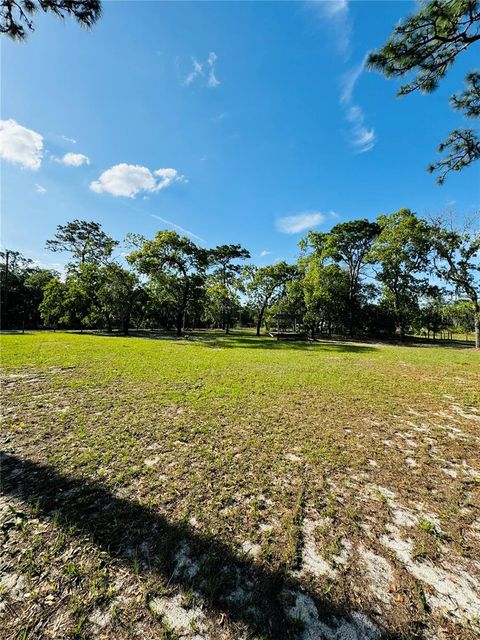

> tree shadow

[
  {"left": 0, "top": 330, "right": 33, "bottom": 335},
  {"left": 73, "top": 329, "right": 379, "bottom": 353},
  {"left": 184, "top": 333, "right": 379, "bottom": 353},
  {"left": 0, "top": 452, "right": 400, "bottom": 639}
]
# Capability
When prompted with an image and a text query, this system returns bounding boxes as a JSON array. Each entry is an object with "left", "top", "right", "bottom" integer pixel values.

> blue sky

[{"left": 1, "top": 0, "right": 479, "bottom": 272}]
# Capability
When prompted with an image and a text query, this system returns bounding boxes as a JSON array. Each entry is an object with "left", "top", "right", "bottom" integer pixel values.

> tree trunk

[
  {"left": 475, "top": 303, "right": 480, "bottom": 349},
  {"left": 122, "top": 315, "right": 130, "bottom": 336},
  {"left": 176, "top": 282, "right": 190, "bottom": 337},
  {"left": 4, "top": 250, "right": 9, "bottom": 329},
  {"left": 225, "top": 308, "right": 230, "bottom": 334},
  {"left": 348, "top": 282, "right": 356, "bottom": 337},
  {"left": 176, "top": 315, "right": 183, "bottom": 337},
  {"left": 256, "top": 303, "right": 267, "bottom": 336}
]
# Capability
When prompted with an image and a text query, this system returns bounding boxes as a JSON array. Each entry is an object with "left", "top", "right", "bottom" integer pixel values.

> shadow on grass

[
  {"left": 191, "top": 335, "right": 379, "bottom": 353},
  {"left": 73, "top": 329, "right": 380, "bottom": 353},
  {"left": 0, "top": 452, "right": 399, "bottom": 639}
]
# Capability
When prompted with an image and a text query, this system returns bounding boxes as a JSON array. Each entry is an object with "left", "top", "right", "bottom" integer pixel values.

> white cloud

[
  {"left": 183, "top": 51, "right": 220, "bottom": 88},
  {"left": 322, "top": 0, "right": 349, "bottom": 17},
  {"left": 276, "top": 211, "right": 326, "bottom": 234},
  {"left": 207, "top": 51, "right": 220, "bottom": 87},
  {"left": 35, "top": 183, "right": 47, "bottom": 194},
  {"left": 31, "top": 258, "right": 65, "bottom": 274},
  {"left": 340, "top": 56, "right": 376, "bottom": 154},
  {"left": 340, "top": 56, "right": 367, "bottom": 104},
  {"left": 346, "top": 105, "right": 375, "bottom": 153},
  {"left": 212, "top": 112, "right": 228, "bottom": 122},
  {"left": 260, "top": 250, "right": 272, "bottom": 257},
  {"left": 308, "top": 2, "right": 375, "bottom": 153},
  {"left": 62, "top": 135, "right": 77, "bottom": 144},
  {"left": 184, "top": 58, "right": 203, "bottom": 86},
  {"left": 60, "top": 152, "right": 90, "bottom": 167},
  {"left": 0, "top": 119, "right": 43, "bottom": 170},
  {"left": 150, "top": 214, "right": 206, "bottom": 243},
  {"left": 307, "top": 0, "right": 351, "bottom": 56},
  {"left": 90, "top": 163, "right": 185, "bottom": 198}
]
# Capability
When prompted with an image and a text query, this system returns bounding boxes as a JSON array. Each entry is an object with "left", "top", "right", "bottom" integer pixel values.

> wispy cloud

[
  {"left": 260, "top": 250, "right": 272, "bottom": 257},
  {"left": 340, "top": 56, "right": 376, "bottom": 153},
  {"left": 340, "top": 56, "right": 367, "bottom": 105},
  {"left": 183, "top": 58, "right": 203, "bottom": 86},
  {"left": 91, "top": 164, "right": 185, "bottom": 198},
  {"left": 0, "top": 119, "right": 44, "bottom": 170},
  {"left": 306, "top": 0, "right": 352, "bottom": 57},
  {"left": 62, "top": 135, "right": 77, "bottom": 144},
  {"left": 346, "top": 105, "right": 375, "bottom": 153},
  {"left": 212, "top": 111, "right": 228, "bottom": 122},
  {"left": 35, "top": 183, "right": 47, "bottom": 194},
  {"left": 150, "top": 214, "right": 206, "bottom": 243},
  {"left": 276, "top": 211, "right": 326, "bottom": 234},
  {"left": 183, "top": 52, "right": 220, "bottom": 88},
  {"left": 207, "top": 52, "right": 220, "bottom": 87},
  {"left": 31, "top": 257, "right": 65, "bottom": 274},
  {"left": 307, "top": 1, "right": 376, "bottom": 154}
]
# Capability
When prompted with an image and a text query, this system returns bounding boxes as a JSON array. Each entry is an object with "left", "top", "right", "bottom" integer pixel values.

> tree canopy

[
  {"left": 1, "top": 0, "right": 101, "bottom": 39},
  {"left": 46, "top": 220, "right": 117, "bottom": 267},
  {"left": 429, "top": 217, "right": 480, "bottom": 346},
  {"left": 4, "top": 214, "right": 479, "bottom": 347},
  {"left": 368, "top": 0, "right": 480, "bottom": 183}
]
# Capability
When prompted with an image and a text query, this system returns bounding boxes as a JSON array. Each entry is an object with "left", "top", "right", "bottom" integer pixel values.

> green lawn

[{"left": 1, "top": 331, "right": 479, "bottom": 640}]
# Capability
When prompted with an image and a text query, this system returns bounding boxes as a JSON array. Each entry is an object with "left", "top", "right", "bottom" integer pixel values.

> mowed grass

[{"left": 1, "top": 331, "right": 479, "bottom": 640}]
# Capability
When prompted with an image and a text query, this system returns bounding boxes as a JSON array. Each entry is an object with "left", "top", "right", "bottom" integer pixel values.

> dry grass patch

[{"left": 1, "top": 331, "right": 479, "bottom": 639}]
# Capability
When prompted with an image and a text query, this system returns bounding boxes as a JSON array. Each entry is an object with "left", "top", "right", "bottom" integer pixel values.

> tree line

[{"left": 1, "top": 210, "right": 479, "bottom": 347}]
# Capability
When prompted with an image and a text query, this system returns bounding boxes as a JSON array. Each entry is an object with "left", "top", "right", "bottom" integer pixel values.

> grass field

[{"left": 1, "top": 331, "right": 479, "bottom": 640}]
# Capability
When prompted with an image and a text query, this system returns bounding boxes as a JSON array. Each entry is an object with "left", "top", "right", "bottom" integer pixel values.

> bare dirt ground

[{"left": 1, "top": 333, "right": 479, "bottom": 640}]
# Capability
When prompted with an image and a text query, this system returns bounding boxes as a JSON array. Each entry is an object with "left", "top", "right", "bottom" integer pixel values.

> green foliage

[
  {"left": 1, "top": 0, "right": 102, "bottom": 40},
  {"left": 302, "top": 261, "right": 350, "bottom": 337},
  {"left": 428, "top": 217, "right": 480, "bottom": 346},
  {"left": 430, "top": 73, "right": 480, "bottom": 183},
  {"left": 46, "top": 220, "right": 117, "bottom": 268},
  {"left": 0, "top": 250, "right": 58, "bottom": 328},
  {"left": 367, "top": 0, "right": 480, "bottom": 95},
  {"left": 98, "top": 263, "right": 142, "bottom": 335},
  {"left": 244, "top": 261, "right": 297, "bottom": 335},
  {"left": 266, "top": 276, "right": 305, "bottom": 332},
  {"left": 444, "top": 298, "right": 476, "bottom": 335},
  {"left": 451, "top": 71, "right": 480, "bottom": 117},
  {"left": 306, "top": 220, "right": 380, "bottom": 335},
  {"left": 368, "top": 0, "right": 480, "bottom": 182},
  {"left": 127, "top": 231, "right": 209, "bottom": 336},
  {"left": 428, "top": 128, "right": 480, "bottom": 184},
  {"left": 417, "top": 292, "right": 450, "bottom": 338},
  {"left": 208, "top": 244, "right": 250, "bottom": 332},
  {"left": 4, "top": 214, "right": 477, "bottom": 346},
  {"left": 369, "top": 209, "right": 432, "bottom": 339},
  {"left": 39, "top": 278, "right": 66, "bottom": 328}
]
